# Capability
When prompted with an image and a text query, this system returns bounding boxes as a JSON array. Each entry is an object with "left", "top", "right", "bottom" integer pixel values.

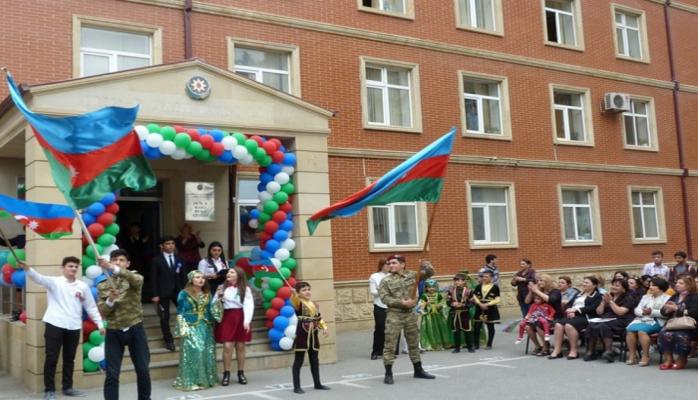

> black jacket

[
  {"left": 563, "top": 290, "right": 602, "bottom": 318},
  {"left": 661, "top": 293, "right": 698, "bottom": 321},
  {"left": 150, "top": 253, "right": 184, "bottom": 299}
]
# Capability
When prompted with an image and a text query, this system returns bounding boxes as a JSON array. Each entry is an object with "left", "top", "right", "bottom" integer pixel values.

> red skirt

[{"left": 216, "top": 308, "right": 251, "bottom": 343}]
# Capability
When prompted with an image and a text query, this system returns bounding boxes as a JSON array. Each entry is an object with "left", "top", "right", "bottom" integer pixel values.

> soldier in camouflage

[{"left": 379, "top": 254, "right": 435, "bottom": 384}]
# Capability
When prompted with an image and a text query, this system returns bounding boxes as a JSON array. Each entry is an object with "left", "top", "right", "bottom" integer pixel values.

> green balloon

[
  {"left": 259, "top": 156, "right": 272, "bottom": 167},
  {"left": 86, "top": 244, "right": 103, "bottom": 259},
  {"left": 82, "top": 256, "right": 95, "bottom": 269},
  {"left": 233, "top": 133, "right": 246, "bottom": 143},
  {"left": 146, "top": 123, "right": 161, "bottom": 133},
  {"left": 161, "top": 126, "right": 176, "bottom": 141},
  {"left": 279, "top": 267, "right": 291, "bottom": 279},
  {"left": 254, "top": 147, "right": 267, "bottom": 160},
  {"left": 104, "top": 223, "right": 120, "bottom": 236},
  {"left": 281, "top": 258, "right": 297, "bottom": 270},
  {"left": 263, "top": 201, "right": 279, "bottom": 214},
  {"left": 258, "top": 212, "right": 271, "bottom": 224},
  {"left": 244, "top": 139, "right": 258, "bottom": 154},
  {"left": 268, "top": 278, "right": 283, "bottom": 291},
  {"left": 89, "top": 330, "right": 104, "bottom": 346},
  {"left": 195, "top": 149, "right": 211, "bottom": 161},
  {"left": 7, "top": 248, "right": 26, "bottom": 267},
  {"left": 83, "top": 342, "right": 95, "bottom": 358},
  {"left": 174, "top": 132, "right": 192, "bottom": 148},
  {"left": 221, "top": 131, "right": 230, "bottom": 137},
  {"left": 83, "top": 358, "right": 100, "bottom": 373},
  {"left": 273, "top": 191, "right": 288, "bottom": 204},
  {"left": 262, "top": 301, "right": 271, "bottom": 310},
  {"left": 204, "top": 153, "right": 216, "bottom": 163},
  {"left": 186, "top": 141, "right": 203, "bottom": 156},
  {"left": 281, "top": 182, "right": 295, "bottom": 195},
  {"left": 97, "top": 233, "right": 115, "bottom": 247},
  {"left": 262, "top": 289, "right": 276, "bottom": 301}
]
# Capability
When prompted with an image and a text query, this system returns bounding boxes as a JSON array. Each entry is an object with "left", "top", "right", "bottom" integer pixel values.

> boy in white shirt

[{"left": 19, "top": 257, "right": 104, "bottom": 400}]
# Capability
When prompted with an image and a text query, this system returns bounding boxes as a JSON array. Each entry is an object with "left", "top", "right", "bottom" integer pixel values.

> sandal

[
  {"left": 625, "top": 359, "right": 638, "bottom": 365},
  {"left": 638, "top": 359, "right": 649, "bottom": 367},
  {"left": 221, "top": 371, "right": 230, "bottom": 386},
  {"left": 536, "top": 349, "right": 550, "bottom": 357}
]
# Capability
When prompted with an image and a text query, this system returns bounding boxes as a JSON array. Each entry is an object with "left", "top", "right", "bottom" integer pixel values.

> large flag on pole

[
  {"left": 0, "top": 194, "right": 74, "bottom": 239},
  {"left": 4, "top": 72, "right": 156, "bottom": 209},
  {"left": 307, "top": 128, "right": 456, "bottom": 235}
]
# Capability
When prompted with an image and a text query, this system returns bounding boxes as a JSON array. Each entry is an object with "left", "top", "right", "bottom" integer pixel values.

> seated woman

[
  {"left": 627, "top": 275, "right": 645, "bottom": 300},
  {"left": 524, "top": 274, "right": 563, "bottom": 356},
  {"left": 558, "top": 276, "right": 580, "bottom": 309},
  {"left": 548, "top": 276, "right": 602, "bottom": 360},
  {"left": 584, "top": 278, "right": 639, "bottom": 362},
  {"left": 657, "top": 275, "right": 698, "bottom": 370},
  {"left": 626, "top": 277, "right": 670, "bottom": 366}
]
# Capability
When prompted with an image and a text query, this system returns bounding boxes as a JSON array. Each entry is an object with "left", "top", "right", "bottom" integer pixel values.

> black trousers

[
  {"left": 156, "top": 297, "right": 177, "bottom": 345},
  {"left": 104, "top": 323, "right": 151, "bottom": 400},
  {"left": 43, "top": 323, "right": 80, "bottom": 392},
  {"left": 453, "top": 329, "right": 474, "bottom": 350},
  {"left": 372, "top": 305, "right": 387, "bottom": 356},
  {"left": 474, "top": 321, "right": 496, "bottom": 348},
  {"left": 292, "top": 349, "right": 322, "bottom": 389}
]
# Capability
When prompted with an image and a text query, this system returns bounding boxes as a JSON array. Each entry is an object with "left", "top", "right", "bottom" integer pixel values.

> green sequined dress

[{"left": 173, "top": 290, "right": 222, "bottom": 391}]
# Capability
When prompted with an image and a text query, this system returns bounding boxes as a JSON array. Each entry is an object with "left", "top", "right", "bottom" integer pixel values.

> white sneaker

[
  {"left": 514, "top": 339, "right": 523, "bottom": 345},
  {"left": 544, "top": 335, "right": 551, "bottom": 342}
]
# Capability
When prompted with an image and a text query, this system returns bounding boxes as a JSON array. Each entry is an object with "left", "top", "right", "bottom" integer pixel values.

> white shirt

[
  {"left": 642, "top": 263, "right": 670, "bottom": 278},
  {"left": 27, "top": 268, "right": 103, "bottom": 330},
  {"left": 631, "top": 293, "right": 671, "bottom": 324},
  {"left": 369, "top": 271, "right": 389, "bottom": 308},
  {"left": 219, "top": 285, "right": 254, "bottom": 326},
  {"left": 198, "top": 257, "right": 227, "bottom": 275}
]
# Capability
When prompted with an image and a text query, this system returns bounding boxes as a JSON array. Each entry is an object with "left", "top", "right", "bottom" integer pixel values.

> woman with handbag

[{"left": 657, "top": 275, "right": 698, "bottom": 370}]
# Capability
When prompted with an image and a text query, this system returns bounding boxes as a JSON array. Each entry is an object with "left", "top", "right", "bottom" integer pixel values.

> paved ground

[{"left": 2, "top": 322, "right": 697, "bottom": 400}]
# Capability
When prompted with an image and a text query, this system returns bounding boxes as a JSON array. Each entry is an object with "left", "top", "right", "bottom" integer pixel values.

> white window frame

[
  {"left": 459, "top": 71, "right": 511, "bottom": 141},
  {"left": 227, "top": 37, "right": 301, "bottom": 96},
  {"left": 234, "top": 176, "right": 261, "bottom": 253},
  {"left": 611, "top": 4, "right": 650, "bottom": 63},
  {"left": 357, "top": 0, "right": 415, "bottom": 20},
  {"left": 622, "top": 96, "right": 658, "bottom": 152},
  {"left": 558, "top": 185, "right": 602, "bottom": 246},
  {"left": 454, "top": 0, "right": 504, "bottom": 36},
  {"left": 542, "top": 0, "right": 585, "bottom": 51},
  {"left": 550, "top": 84, "right": 594, "bottom": 146},
  {"left": 466, "top": 182, "right": 518, "bottom": 249},
  {"left": 72, "top": 15, "right": 162, "bottom": 78},
  {"left": 628, "top": 186, "right": 666, "bottom": 244},
  {"left": 360, "top": 56, "right": 422, "bottom": 133}
]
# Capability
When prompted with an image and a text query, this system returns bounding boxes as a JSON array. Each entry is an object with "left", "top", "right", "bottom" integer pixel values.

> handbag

[{"left": 664, "top": 311, "right": 697, "bottom": 331}]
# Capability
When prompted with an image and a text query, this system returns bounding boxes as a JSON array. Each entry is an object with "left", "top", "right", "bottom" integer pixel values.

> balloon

[
  {"left": 82, "top": 213, "right": 95, "bottom": 226},
  {"left": 263, "top": 201, "right": 279, "bottom": 214},
  {"left": 265, "top": 308, "right": 280, "bottom": 320},
  {"left": 273, "top": 316, "right": 289, "bottom": 331},
  {"left": 81, "top": 276, "right": 94, "bottom": 287},
  {"left": 93, "top": 274, "right": 108, "bottom": 286},
  {"left": 260, "top": 172, "right": 274, "bottom": 184},
  {"left": 85, "top": 265, "right": 103, "bottom": 280},
  {"left": 105, "top": 203, "right": 120, "bottom": 214},
  {"left": 97, "top": 213, "right": 115, "bottom": 227},
  {"left": 99, "top": 360, "right": 107, "bottom": 370},
  {"left": 272, "top": 230, "right": 288, "bottom": 242},
  {"left": 284, "top": 325, "right": 297, "bottom": 339},
  {"left": 282, "top": 258, "right": 297, "bottom": 270},
  {"left": 264, "top": 221, "right": 279, "bottom": 234},
  {"left": 210, "top": 142, "right": 224, "bottom": 157},
  {"left": 102, "top": 244, "right": 119, "bottom": 257},
  {"left": 174, "top": 132, "right": 192, "bottom": 148},
  {"left": 273, "top": 172, "right": 290, "bottom": 186},
  {"left": 97, "top": 233, "right": 116, "bottom": 247},
  {"left": 145, "top": 133, "right": 163, "bottom": 148},
  {"left": 210, "top": 129, "right": 224, "bottom": 142},
  {"left": 87, "top": 223, "right": 105, "bottom": 239},
  {"left": 86, "top": 244, "right": 103, "bottom": 259},
  {"left": 262, "top": 289, "right": 276, "bottom": 301},
  {"left": 271, "top": 297, "right": 284, "bottom": 310},
  {"left": 7, "top": 249, "right": 26, "bottom": 267},
  {"left": 83, "top": 358, "right": 100, "bottom": 373},
  {"left": 262, "top": 141, "right": 277, "bottom": 154},
  {"left": 186, "top": 141, "right": 203, "bottom": 156},
  {"left": 100, "top": 193, "right": 116, "bottom": 206},
  {"left": 82, "top": 256, "right": 95, "bottom": 270},
  {"left": 279, "top": 267, "right": 291, "bottom": 279},
  {"left": 200, "top": 134, "right": 214, "bottom": 149},
  {"left": 280, "top": 220, "right": 294, "bottom": 232},
  {"left": 268, "top": 278, "right": 283, "bottom": 291},
  {"left": 146, "top": 123, "right": 161, "bottom": 133},
  {"left": 83, "top": 342, "right": 95, "bottom": 358},
  {"left": 233, "top": 145, "right": 248, "bottom": 159},
  {"left": 104, "top": 223, "right": 120, "bottom": 236},
  {"left": 244, "top": 139, "right": 259, "bottom": 154},
  {"left": 248, "top": 220, "right": 259, "bottom": 229},
  {"left": 259, "top": 156, "right": 272, "bottom": 167},
  {"left": 145, "top": 147, "right": 162, "bottom": 159},
  {"left": 280, "top": 305, "right": 295, "bottom": 318},
  {"left": 258, "top": 191, "right": 273, "bottom": 203},
  {"left": 267, "top": 164, "right": 282, "bottom": 176},
  {"left": 159, "top": 140, "right": 177, "bottom": 156},
  {"left": 277, "top": 286, "right": 292, "bottom": 299},
  {"left": 281, "top": 239, "right": 296, "bottom": 251},
  {"left": 272, "top": 211, "right": 287, "bottom": 224},
  {"left": 258, "top": 212, "right": 271, "bottom": 224},
  {"left": 221, "top": 135, "right": 238, "bottom": 150},
  {"left": 272, "top": 191, "right": 288, "bottom": 204},
  {"left": 11, "top": 270, "right": 26, "bottom": 287},
  {"left": 270, "top": 258, "right": 282, "bottom": 269},
  {"left": 271, "top": 151, "right": 285, "bottom": 164},
  {"left": 240, "top": 154, "right": 255, "bottom": 165},
  {"left": 279, "top": 336, "right": 294, "bottom": 350},
  {"left": 89, "top": 330, "right": 105, "bottom": 346},
  {"left": 265, "top": 239, "right": 280, "bottom": 253},
  {"left": 282, "top": 165, "right": 295, "bottom": 176},
  {"left": 87, "top": 203, "right": 105, "bottom": 217},
  {"left": 275, "top": 248, "right": 290, "bottom": 261},
  {"left": 160, "top": 126, "right": 176, "bottom": 141},
  {"left": 134, "top": 125, "right": 149, "bottom": 140},
  {"left": 266, "top": 181, "right": 281, "bottom": 194},
  {"left": 281, "top": 183, "right": 295, "bottom": 195},
  {"left": 283, "top": 153, "right": 296, "bottom": 166},
  {"left": 88, "top": 346, "right": 105, "bottom": 362},
  {"left": 268, "top": 328, "right": 284, "bottom": 342},
  {"left": 91, "top": 286, "right": 98, "bottom": 299}
]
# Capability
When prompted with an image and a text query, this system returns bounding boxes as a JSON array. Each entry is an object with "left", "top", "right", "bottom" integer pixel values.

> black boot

[
  {"left": 413, "top": 362, "right": 435, "bottom": 379},
  {"left": 237, "top": 370, "right": 247, "bottom": 385},
  {"left": 292, "top": 368, "right": 303, "bottom": 394},
  {"left": 221, "top": 371, "right": 230, "bottom": 386},
  {"left": 384, "top": 364, "right": 394, "bottom": 384},
  {"left": 310, "top": 363, "right": 330, "bottom": 390}
]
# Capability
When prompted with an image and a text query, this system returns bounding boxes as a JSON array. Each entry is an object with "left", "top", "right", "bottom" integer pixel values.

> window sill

[
  {"left": 358, "top": 7, "right": 414, "bottom": 20},
  {"left": 623, "top": 145, "right": 659, "bottom": 153},
  {"left": 470, "top": 243, "right": 518, "bottom": 250},
  {"left": 370, "top": 245, "right": 424, "bottom": 253},
  {"left": 463, "top": 132, "right": 512, "bottom": 141},
  {"left": 616, "top": 54, "right": 650, "bottom": 65},
  {"left": 631, "top": 238, "right": 667, "bottom": 245},
  {"left": 553, "top": 139, "right": 594, "bottom": 148},
  {"left": 545, "top": 41, "right": 585, "bottom": 53},
  {"left": 364, "top": 125, "right": 422, "bottom": 134},
  {"left": 456, "top": 25, "right": 503, "bottom": 37},
  {"left": 561, "top": 241, "right": 602, "bottom": 247}
]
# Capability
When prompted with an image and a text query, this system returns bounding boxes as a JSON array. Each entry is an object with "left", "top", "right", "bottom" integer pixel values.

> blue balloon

[
  {"left": 250, "top": 247, "right": 262, "bottom": 259},
  {"left": 268, "top": 328, "right": 284, "bottom": 342},
  {"left": 273, "top": 316, "right": 289, "bottom": 330},
  {"left": 257, "top": 182, "right": 266, "bottom": 192},
  {"left": 82, "top": 213, "right": 95, "bottom": 226},
  {"left": 273, "top": 230, "right": 288, "bottom": 242},
  {"left": 261, "top": 250, "right": 273, "bottom": 260},
  {"left": 280, "top": 305, "right": 295, "bottom": 318},
  {"left": 94, "top": 274, "right": 107, "bottom": 285},
  {"left": 218, "top": 151, "right": 234, "bottom": 163},
  {"left": 285, "top": 299, "right": 292, "bottom": 306},
  {"left": 265, "top": 240, "right": 280, "bottom": 253},
  {"left": 145, "top": 147, "right": 162, "bottom": 159},
  {"left": 99, "top": 359, "right": 107, "bottom": 370},
  {"left": 280, "top": 220, "right": 294, "bottom": 232},
  {"left": 283, "top": 153, "right": 296, "bottom": 166},
  {"left": 286, "top": 212, "right": 294, "bottom": 220},
  {"left": 279, "top": 145, "right": 286, "bottom": 153},
  {"left": 260, "top": 173, "right": 273, "bottom": 185},
  {"left": 267, "top": 164, "right": 282, "bottom": 176},
  {"left": 270, "top": 340, "right": 281, "bottom": 351},
  {"left": 100, "top": 193, "right": 116, "bottom": 206},
  {"left": 87, "top": 203, "right": 105, "bottom": 217},
  {"left": 140, "top": 141, "right": 149, "bottom": 154},
  {"left": 11, "top": 270, "right": 26, "bottom": 288},
  {"left": 91, "top": 286, "right": 98, "bottom": 299},
  {"left": 210, "top": 130, "right": 224, "bottom": 142},
  {"left": 250, "top": 209, "right": 260, "bottom": 219}
]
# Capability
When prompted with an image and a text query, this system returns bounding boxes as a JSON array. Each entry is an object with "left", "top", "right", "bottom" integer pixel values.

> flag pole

[
  {"left": 411, "top": 201, "right": 440, "bottom": 301},
  {"left": 0, "top": 225, "right": 20, "bottom": 262},
  {"left": 74, "top": 209, "right": 115, "bottom": 288}
]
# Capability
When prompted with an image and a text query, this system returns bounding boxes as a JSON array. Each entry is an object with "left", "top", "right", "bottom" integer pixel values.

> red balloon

[
  {"left": 265, "top": 320, "right": 274, "bottom": 329},
  {"left": 271, "top": 297, "right": 285, "bottom": 310},
  {"left": 83, "top": 320, "right": 97, "bottom": 335},
  {"left": 280, "top": 202, "right": 293, "bottom": 213},
  {"left": 87, "top": 223, "right": 105, "bottom": 238},
  {"left": 210, "top": 142, "right": 224, "bottom": 157},
  {"left": 19, "top": 311, "right": 26, "bottom": 324},
  {"left": 199, "top": 135, "right": 214, "bottom": 149},
  {"left": 173, "top": 125, "right": 186, "bottom": 132},
  {"left": 272, "top": 211, "right": 287, "bottom": 223},
  {"left": 277, "top": 286, "right": 291, "bottom": 299},
  {"left": 269, "top": 138, "right": 282, "bottom": 149},
  {"left": 2, "top": 273, "right": 12, "bottom": 285},
  {"left": 262, "top": 141, "right": 276, "bottom": 154},
  {"left": 271, "top": 151, "right": 284, "bottom": 163},
  {"left": 96, "top": 213, "right": 114, "bottom": 227},
  {"left": 2, "top": 264, "right": 14, "bottom": 276},
  {"left": 259, "top": 232, "right": 272, "bottom": 242},
  {"left": 264, "top": 221, "right": 279, "bottom": 234},
  {"left": 287, "top": 277, "right": 297, "bottom": 288},
  {"left": 187, "top": 129, "right": 201, "bottom": 142},
  {"left": 265, "top": 308, "right": 280, "bottom": 320},
  {"left": 82, "top": 236, "right": 90, "bottom": 247},
  {"left": 250, "top": 135, "right": 264, "bottom": 145},
  {"left": 105, "top": 203, "right": 120, "bottom": 214}
]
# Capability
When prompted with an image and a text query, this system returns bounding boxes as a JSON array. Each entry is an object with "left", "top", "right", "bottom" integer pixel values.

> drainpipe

[
  {"left": 184, "top": 0, "right": 193, "bottom": 59},
  {"left": 664, "top": 1, "right": 693, "bottom": 258}
]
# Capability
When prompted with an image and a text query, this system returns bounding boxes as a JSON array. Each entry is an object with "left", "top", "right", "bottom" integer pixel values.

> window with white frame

[
  {"left": 234, "top": 46, "right": 291, "bottom": 93},
  {"left": 365, "top": 64, "right": 413, "bottom": 128},
  {"left": 545, "top": 0, "right": 577, "bottom": 46},
  {"left": 561, "top": 189, "right": 595, "bottom": 242},
  {"left": 553, "top": 90, "right": 587, "bottom": 142},
  {"left": 80, "top": 27, "right": 152, "bottom": 77},
  {"left": 457, "top": 0, "right": 497, "bottom": 31},
  {"left": 623, "top": 99, "right": 652, "bottom": 148},
  {"left": 615, "top": 10, "right": 643, "bottom": 59},
  {"left": 237, "top": 179, "right": 261, "bottom": 249},
  {"left": 464, "top": 78, "right": 502, "bottom": 135},
  {"left": 470, "top": 186, "right": 510, "bottom": 244},
  {"left": 362, "top": 0, "right": 407, "bottom": 14},
  {"left": 370, "top": 203, "right": 419, "bottom": 247},
  {"left": 631, "top": 190, "right": 660, "bottom": 240}
]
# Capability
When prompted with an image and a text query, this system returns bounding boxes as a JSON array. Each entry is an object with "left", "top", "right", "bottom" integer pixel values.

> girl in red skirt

[
  {"left": 215, "top": 267, "right": 254, "bottom": 386},
  {"left": 291, "top": 282, "right": 330, "bottom": 394}
]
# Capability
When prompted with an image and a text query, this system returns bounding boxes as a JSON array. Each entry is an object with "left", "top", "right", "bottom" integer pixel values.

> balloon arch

[{"left": 78, "top": 123, "right": 300, "bottom": 371}]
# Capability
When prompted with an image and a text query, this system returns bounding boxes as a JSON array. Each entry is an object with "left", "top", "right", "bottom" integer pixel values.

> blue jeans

[{"left": 104, "top": 323, "right": 151, "bottom": 400}]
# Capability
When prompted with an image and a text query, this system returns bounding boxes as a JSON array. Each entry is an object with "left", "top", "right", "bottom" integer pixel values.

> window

[
  {"left": 623, "top": 98, "right": 657, "bottom": 150},
  {"left": 361, "top": 57, "right": 422, "bottom": 132},
  {"left": 73, "top": 16, "right": 162, "bottom": 78},
  {"left": 544, "top": 0, "right": 583, "bottom": 49},
  {"left": 467, "top": 182, "right": 518, "bottom": 248},
  {"left": 559, "top": 186, "right": 601, "bottom": 245},
  {"left": 629, "top": 187, "right": 665, "bottom": 243},
  {"left": 551, "top": 85, "right": 593, "bottom": 146},
  {"left": 462, "top": 76, "right": 506, "bottom": 138},
  {"left": 371, "top": 203, "right": 419, "bottom": 247},
  {"left": 228, "top": 39, "right": 301, "bottom": 95},
  {"left": 359, "top": 0, "right": 414, "bottom": 19},
  {"left": 237, "top": 179, "right": 260, "bottom": 250},
  {"left": 613, "top": 5, "right": 649, "bottom": 62},
  {"left": 456, "top": 0, "right": 503, "bottom": 35}
]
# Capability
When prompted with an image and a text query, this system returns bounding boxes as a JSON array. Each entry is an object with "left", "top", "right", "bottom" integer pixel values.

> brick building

[{"left": 1, "top": 0, "right": 698, "bottom": 391}]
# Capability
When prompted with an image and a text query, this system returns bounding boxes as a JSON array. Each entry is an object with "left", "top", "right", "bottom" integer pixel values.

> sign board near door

[{"left": 185, "top": 182, "right": 215, "bottom": 221}]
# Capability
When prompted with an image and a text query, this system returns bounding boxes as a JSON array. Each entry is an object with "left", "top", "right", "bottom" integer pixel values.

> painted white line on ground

[
  {"left": 250, "top": 393, "right": 283, "bottom": 400},
  {"left": 337, "top": 381, "right": 371, "bottom": 388},
  {"left": 482, "top": 363, "right": 517, "bottom": 369},
  {"left": 428, "top": 373, "right": 450, "bottom": 378}
]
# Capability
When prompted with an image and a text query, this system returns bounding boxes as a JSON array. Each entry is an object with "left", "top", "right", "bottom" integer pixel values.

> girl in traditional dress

[
  {"left": 418, "top": 279, "right": 452, "bottom": 351},
  {"left": 473, "top": 270, "right": 501, "bottom": 349},
  {"left": 215, "top": 267, "right": 254, "bottom": 386},
  {"left": 291, "top": 282, "right": 330, "bottom": 394},
  {"left": 448, "top": 273, "right": 475, "bottom": 353},
  {"left": 173, "top": 271, "right": 222, "bottom": 391}
]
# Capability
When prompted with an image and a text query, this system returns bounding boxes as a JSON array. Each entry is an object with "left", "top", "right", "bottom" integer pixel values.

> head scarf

[
  {"left": 425, "top": 278, "right": 438, "bottom": 288},
  {"left": 187, "top": 270, "right": 200, "bottom": 283}
]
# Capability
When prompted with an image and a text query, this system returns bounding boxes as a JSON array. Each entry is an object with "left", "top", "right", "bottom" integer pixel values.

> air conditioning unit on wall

[{"left": 603, "top": 92, "right": 631, "bottom": 112}]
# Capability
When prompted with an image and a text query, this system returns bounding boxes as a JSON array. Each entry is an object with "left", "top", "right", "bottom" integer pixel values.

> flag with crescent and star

[{"left": 0, "top": 194, "right": 74, "bottom": 239}]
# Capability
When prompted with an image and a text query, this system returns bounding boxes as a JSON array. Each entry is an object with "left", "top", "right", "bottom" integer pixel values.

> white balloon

[
  {"left": 279, "top": 336, "right": 294, "bottom": 350},
  {"left": 233, "top": 145, "right": 248, "bottom": 159},
  {"left": 172, "top": 148, "right": 187, "bottom": 160},
  {"left": 258, "top": 191, "right": 273, "bottom": 202},
  {"left": 134, "top": 125, "right": 149, "bottom": 141},
  {"left": 85, "top": 265, "right": 103, "bottom": 280},
  {"left": 266, "top": 181, "right": 281, "bottom": 194},
  {"left": 274, "top": 172, "right": 290, "bottom": 185},
  {"left": 274, "top": 248, "right": 290, "bottom": 261},
  {"left": 248, "top": 219, "right": 259, "bottom": 229},
  {"left": 270, "top": 258, "right": 282, "bottom": 269},
  {"left": 284, "top": 324, "right": 297, "bottom": 339},
  {"left": 102, "top": 244, "right": 119, "bottom": 257},
  {"left": 240, "top": 154, "right": 255, "bottom": 165},
  {"left": 88, "top": 346, "right": 105, "bottom": 362},
  {"left": 289, "top": 315, "right": 298, "bottom": 326},
  {"left": 281, "top": 239, "right": 296, "bottom": 251},
  {"left": 81, "top": 276, "right": 94, "bottom": 287},
  {"left": 282, "top": 166, "right": 295, "bottom": 176},
  {"left": 184, "top": 152, "right": 194, "bottom": 159},
  {"left": 145, "top": 133, "right": 163, "bottom": 148},
  {"left": 221, "top": 136, "right": 238, "bottom": 150},
  {"left": 159, "top": 140, "right": 176, "bottom": 156}
]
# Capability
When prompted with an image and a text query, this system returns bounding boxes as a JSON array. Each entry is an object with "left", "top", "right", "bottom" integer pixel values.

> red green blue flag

[
  {"left": 306, "top": 128, "right": 456, "bottom": 235},
  {"left": 5, "top": 72, "right": 156, "bottom": 209},
  {"left": 0, "top": 194, "right": 74, "bottom": 239}
]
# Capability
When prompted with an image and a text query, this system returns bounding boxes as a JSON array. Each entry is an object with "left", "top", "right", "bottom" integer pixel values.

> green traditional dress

[
  {"left": 173, "top": 289, "right": 222, "bottom": 391},
  {"left": 418, "top": 292, "right": 453, "bottom": 351}
]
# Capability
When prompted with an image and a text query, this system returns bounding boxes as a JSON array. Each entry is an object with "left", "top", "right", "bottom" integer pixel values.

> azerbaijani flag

[
  {"left": 306, "top": 128, "right": 456, "bottom": 235},
  {"left": 5, "top": 72, "right": 156, "bottom": 209},
  {"left": 0, "top": 194, "right": 74, "bottom": 239}
]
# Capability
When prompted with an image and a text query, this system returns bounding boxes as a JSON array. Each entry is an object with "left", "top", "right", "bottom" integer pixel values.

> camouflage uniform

[
  {"left": 97, "top": 268, "right": 145, "bottom": 329},
  {"left": 379, "top": 270, "right": 421, "bottom": 365}
]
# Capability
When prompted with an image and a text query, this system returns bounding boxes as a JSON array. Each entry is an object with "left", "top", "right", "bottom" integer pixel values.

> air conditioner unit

[{"left": 603, "top": 92, "right": 631, "bottom": 112}]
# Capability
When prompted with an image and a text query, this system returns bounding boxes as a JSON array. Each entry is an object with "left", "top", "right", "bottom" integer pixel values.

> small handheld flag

[{"left": 0, "top": 194, "right": 74, "bottom": 239}]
